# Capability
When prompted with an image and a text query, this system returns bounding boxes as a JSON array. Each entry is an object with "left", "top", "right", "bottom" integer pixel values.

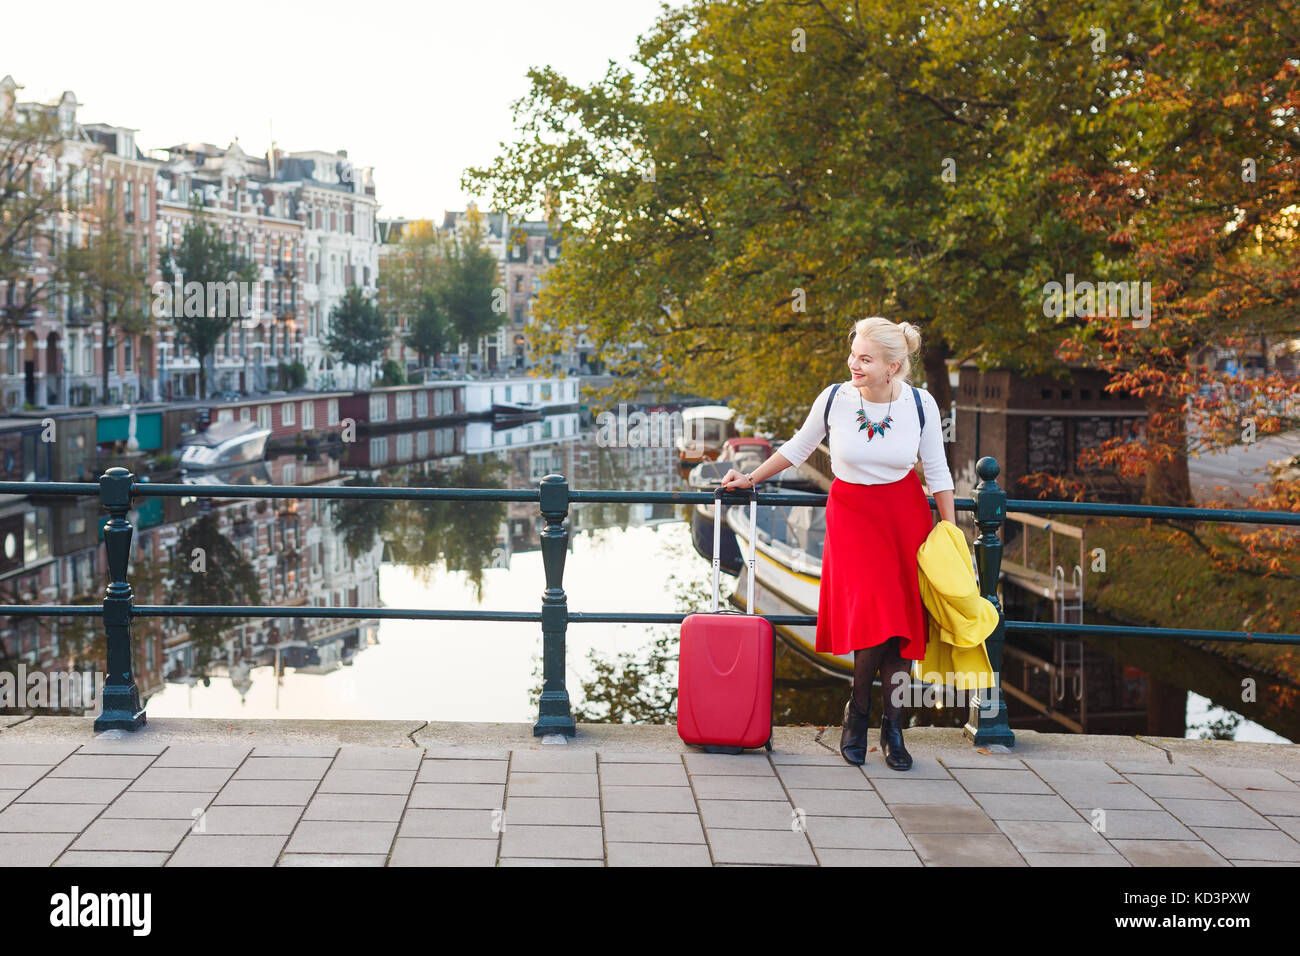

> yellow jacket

[{"left": 915, "top": 520, "right": 997, "bottom": 689}]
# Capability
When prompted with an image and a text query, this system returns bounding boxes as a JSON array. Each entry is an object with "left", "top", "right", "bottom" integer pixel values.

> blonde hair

[{"left": 849, "top": 316, "right": 922, "bottom": 384}]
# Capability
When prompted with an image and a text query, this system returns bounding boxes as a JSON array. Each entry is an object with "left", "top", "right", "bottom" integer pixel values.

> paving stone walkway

[{"left": 2, "top": 721, "right": 1300, "bottom": 866}]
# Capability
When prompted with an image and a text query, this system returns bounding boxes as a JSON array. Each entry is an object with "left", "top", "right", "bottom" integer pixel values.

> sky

[{"left": 3, "top": 0, "right": 685, "bottom": 220}]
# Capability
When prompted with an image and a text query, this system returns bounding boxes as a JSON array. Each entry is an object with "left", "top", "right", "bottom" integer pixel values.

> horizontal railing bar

[
  {"left": 0, "top": 605, "right": 103, "bottom": 616},
  {"left": 1004, "top": 621, "right": 1300, "bottom": 643},
  {"left": 0, "top": 478, "right": 1294, "bottom": 525},
  {"left": 1001, "top": 499, "right": 1299, "bottom": 525},
  {"left": 566, "top": 612, "right": 820, "bottom": 625},
  {"left": 3, "top": 605, "right": 1296, "bottom": 645},
  {"left": 130, "top": 483, "right": 540, "bottom": 502},
  {"left": 131, "top": 606, "right": 541, "bottom": 621},
  {"left": 0, "top": 482, "right": 99, "bottom": 497}
]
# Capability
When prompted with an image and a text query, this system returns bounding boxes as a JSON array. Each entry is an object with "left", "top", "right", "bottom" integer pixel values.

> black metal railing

[{"left": 1, "top": 456, "right": 1297, "bottom": 745}]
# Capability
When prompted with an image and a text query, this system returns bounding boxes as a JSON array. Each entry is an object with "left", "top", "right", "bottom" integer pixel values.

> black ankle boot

[
  {"left": 879, "top": 715, "right": 913, "bottom": 771},
  {"left": 839, "top": 697, "right": 870, "bottom": 766}
]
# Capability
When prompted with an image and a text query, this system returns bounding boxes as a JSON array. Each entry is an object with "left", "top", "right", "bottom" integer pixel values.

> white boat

[
  {"left": 676, "top": 405, "right": 737, "bottom": 467},
  {"left": 179, "top": 420, "right": 271, "bottom": 470},
  {"left": 724, "top": 491, "right": 853, "bottom": 676}
]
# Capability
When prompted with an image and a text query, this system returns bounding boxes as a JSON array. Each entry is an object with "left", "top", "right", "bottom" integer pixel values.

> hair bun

[{"left": 900, "top": 321, "right": 921, "bottom": 354}]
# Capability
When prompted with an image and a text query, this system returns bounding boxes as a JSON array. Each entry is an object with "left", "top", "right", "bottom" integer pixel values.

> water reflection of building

[
  {"left": 155, "top": 454, "right": 382, "bottom": 696},
  {"left": 0, "top": 447, "right": 384, "bottom": 712},
  {"left": 565, "top": 414, "right": 684, "bottom": 536}
]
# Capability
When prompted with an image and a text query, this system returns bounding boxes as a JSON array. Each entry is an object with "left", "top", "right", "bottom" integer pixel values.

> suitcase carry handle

[{"left": 712, "top": 485, "right": 759, "bottom": 614}]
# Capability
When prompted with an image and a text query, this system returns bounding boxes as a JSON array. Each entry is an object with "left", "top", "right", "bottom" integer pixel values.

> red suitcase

[{"left": 677, "top": 485, "right": 775, "bottom": 753}]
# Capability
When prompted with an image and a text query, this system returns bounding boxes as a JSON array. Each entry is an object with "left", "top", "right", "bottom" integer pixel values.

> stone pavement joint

[{"left": 0, "top": 718, "right": 1296, "bottom": 866}]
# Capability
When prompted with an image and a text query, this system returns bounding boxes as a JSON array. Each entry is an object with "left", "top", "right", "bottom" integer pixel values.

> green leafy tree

[
  {"left": 325, "top": 284, "right": 389, "bottom": 388},
  {"left": 378, "top": 220, "right": 450, "bottom": 366},
  {"left": 61, "top": 197, "right": 149, "bottom": 402},
  {"left": 441, "top": 209, "right": 505, "bottom": 356},
  {"left": 463, "top": 0, "right": 1112, "bottom": 435},
  {"left": 465, "top": 0, "right": 1297, "bottom": 508},
  {"left": 158, "top": 199, "right": 257, "bottom": 399},
  {"left": 405, "top": 288, "right": 456, "bottom": 366}
]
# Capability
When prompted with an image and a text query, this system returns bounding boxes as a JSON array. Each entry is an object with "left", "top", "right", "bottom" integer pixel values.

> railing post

[
  {"left": 94, "top": 466, "right": 146, "bottom": 732},
  {"left": 965, "top": 456, "right": 1014, "bottom": 747},
  {"left": 534, "top": 473, "right": 575, "bottom": 737}
]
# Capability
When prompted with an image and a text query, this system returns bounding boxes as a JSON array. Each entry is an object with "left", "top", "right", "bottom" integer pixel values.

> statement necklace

[{"left": 855, "top": 383, "right": 895, "bottom": 440}]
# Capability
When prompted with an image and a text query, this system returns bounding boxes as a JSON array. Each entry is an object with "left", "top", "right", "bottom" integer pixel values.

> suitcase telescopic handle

[{"left": 712, "top": 485, "right": 760, "bottom": 614}]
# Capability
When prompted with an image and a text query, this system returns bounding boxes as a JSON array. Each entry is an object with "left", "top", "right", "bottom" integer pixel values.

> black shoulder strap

[
  {"left": 912, "top": 386, "right": 925, "bottom": 433},
  {"left": 823, "top": 383, "right": 842, "bottom": 448}
]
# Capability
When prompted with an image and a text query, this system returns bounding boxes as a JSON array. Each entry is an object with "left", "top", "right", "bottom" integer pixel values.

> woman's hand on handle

[
  {"left": 719, "top": 468, "right": 755, "bottom": 491},
  {"left": 718, "top": 451, "right": 794, "bottom": 491}
]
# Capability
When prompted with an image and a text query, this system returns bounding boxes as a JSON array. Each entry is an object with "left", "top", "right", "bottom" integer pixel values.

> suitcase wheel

[{"left": 764, "top": 738, "right": 773, "bottom": 752}]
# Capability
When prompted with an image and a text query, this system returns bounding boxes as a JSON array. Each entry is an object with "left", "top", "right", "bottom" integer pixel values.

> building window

[
  {"left": 369, "top": 394, "right": 387, "bottom": 421},
  {"left": 395, "top": 392, "right": 412, "bottom": 419},
  {"left": 258, "top": 405, "right": 271, "bottom": 430},
  {"left": 369, "top": 436, "right": 388, "bottom": 465},
  {"left": 282, "top": 402, "right": 295, "bottom": 426},
  {"left": 301, "top": 400, "right": 314, "bottom": 430},
  {"left": 416, "top": 391, "right": 428, "bottom": 418},
  {"left": 106, "top": 337, "right": 116, "bottom": 372},
  {"left": 327, "top": 398, "right": 339, "bottom": 426}
]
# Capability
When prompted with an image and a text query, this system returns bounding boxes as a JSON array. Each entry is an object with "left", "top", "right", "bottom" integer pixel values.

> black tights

[{"left": 852, "top": 636, "right": 909, "bottom": 723}]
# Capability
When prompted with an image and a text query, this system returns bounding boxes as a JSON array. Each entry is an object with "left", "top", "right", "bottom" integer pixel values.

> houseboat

[{"left": 463, "top": 377, "right": 580, "bottom": 419}]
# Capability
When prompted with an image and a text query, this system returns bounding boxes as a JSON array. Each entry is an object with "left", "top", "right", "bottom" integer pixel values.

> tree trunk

[
  {"left": 101, "top": 313, "right": 110, "bottom": 405},
  {"left": 921, "top": 334, "right": 954, "bottom": 466},
  {"left": 198, "top": 352, "right": 208, "bottom": 401},
  {"left": 1142, "top": 389, "right": 1194, "bottom": 507}
]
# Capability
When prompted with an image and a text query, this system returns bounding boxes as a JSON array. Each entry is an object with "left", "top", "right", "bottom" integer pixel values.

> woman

[{"left": 719, "top": 317, "right": 956, "bottom": 770}]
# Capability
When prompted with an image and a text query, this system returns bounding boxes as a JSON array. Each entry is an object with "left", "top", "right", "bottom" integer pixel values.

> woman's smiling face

[{"left": 847, "top": 333, "right": 896, "bottom": 386}]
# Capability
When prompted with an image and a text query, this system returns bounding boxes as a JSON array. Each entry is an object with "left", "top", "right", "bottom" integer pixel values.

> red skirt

[{"left": 815, "top": 470, "right": 933, "bottom": 660}]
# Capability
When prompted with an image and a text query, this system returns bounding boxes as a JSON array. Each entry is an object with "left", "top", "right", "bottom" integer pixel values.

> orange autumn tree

[{"left": 1044, "top": 0, "right": 1298, "bottom": 592}]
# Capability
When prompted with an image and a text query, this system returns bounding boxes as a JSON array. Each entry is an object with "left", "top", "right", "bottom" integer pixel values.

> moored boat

[
  {"left": 179, "top": 420, "right": 271, "bottom": 470},
  {"left": 491, "top": 401, "right": 544, "bottom": 423}
]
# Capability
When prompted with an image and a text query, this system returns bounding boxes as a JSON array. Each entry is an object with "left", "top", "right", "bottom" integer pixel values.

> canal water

[{"left": 19, "top": 408, "right": 1290, "bottom": 743}]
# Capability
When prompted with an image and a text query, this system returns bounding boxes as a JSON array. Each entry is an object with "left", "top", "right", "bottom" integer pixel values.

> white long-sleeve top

[{"left": 778, "top": 381, "right": 954, "bottom": 493}]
